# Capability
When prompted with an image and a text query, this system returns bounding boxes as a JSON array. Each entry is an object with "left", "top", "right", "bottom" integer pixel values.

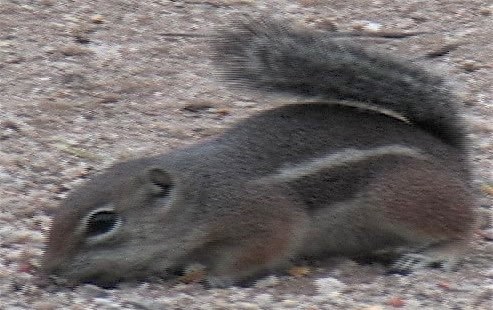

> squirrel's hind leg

[{"left": 366, "top": 158, "right": 476, "bottom": 274}]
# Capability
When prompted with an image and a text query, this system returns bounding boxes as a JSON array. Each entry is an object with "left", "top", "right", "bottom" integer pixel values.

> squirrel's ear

[{"left": 146, "top": 167, "right": 173, "bottom": 197}]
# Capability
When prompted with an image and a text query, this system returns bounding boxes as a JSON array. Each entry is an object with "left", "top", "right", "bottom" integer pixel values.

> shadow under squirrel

[{"left": 42, "top": 18, "right": 477, "bottom": 287}]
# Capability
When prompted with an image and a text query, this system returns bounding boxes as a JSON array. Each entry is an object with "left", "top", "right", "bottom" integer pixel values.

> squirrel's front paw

[{"left": 205, "top": 275, "right": 236, "bottom": 288}]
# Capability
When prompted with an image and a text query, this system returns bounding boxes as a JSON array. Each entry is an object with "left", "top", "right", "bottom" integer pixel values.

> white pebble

[
  {"left": 254, "top": 293, "right": 274, "bottom": 305},
  {"left": 314, "top": 277, "right": 347, "bottom": 295},
  {"left": 93, "top": 298, "right": 121, "bottom": 310},
  {"left": 254, "top": 275, "right": 279, "bottom": 288}
]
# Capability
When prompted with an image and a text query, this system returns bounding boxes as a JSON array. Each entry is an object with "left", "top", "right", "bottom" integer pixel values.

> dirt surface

[{"left": 0, "top": 0, "right": 492, "bottom": 309}]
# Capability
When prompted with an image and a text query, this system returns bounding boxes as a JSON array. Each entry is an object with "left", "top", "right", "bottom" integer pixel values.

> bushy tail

[{"left": 212, "top": 18, "right": 467, "bottom": 150}]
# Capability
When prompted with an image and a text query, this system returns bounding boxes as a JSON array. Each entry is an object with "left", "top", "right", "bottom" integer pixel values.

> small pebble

[
  {"left": 352, "top": 20, "right": 383, "bottom": 32},
  {"left": 479, "top": 229, "right": 493, "bottom": 241},
  {"left": 254, "top": 275, "right": 279, "bottom": 288},
  {"left": 485, "top": 268, "right": 493, "bottom": 277},
  {"left": 90, "top": 15, "right": 105, "bottom": 24},
  {"left": 479, "top": 5, "right": 492, "bottom": 16},
  {"left": 460, "top": 59, "right": 482, "bottom": 72},
  {"left": 314, "top": 277, "right": 347, "bottom": 295},
  {"left": 76, "top": 284, "right": 109, "bottom": 298},
  {"left": 388, "top": 297, "right": 405, "bottom": 308},
  {"left": 236, "top": 302, "right": 260, "bottom": 310},
  {"left": 93, "top": 298, "right": 121, "bottom": 310},
  {"left": 279, "top": 299, "right": 298, "bottom": 308}
]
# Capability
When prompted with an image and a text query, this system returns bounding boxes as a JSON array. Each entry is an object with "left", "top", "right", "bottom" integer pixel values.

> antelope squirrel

[{"left": 42, "top": 18, "right": 476, "bottom": 287}]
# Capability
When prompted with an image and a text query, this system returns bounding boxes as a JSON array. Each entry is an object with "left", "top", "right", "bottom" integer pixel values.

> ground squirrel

[{"left": 42, "top": 18, "right": 476, "bottom": 287}]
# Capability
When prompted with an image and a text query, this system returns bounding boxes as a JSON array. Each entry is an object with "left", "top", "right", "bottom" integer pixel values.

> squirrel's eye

[{"left": 84, "top": 209, "right": 121, "bottom": 238}]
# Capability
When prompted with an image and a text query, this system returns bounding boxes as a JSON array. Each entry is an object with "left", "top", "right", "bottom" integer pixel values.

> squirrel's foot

[
  {"left": 388, "top": 242, "right": 465, "bottom": 274},
  {"left": 389, "top": 253, "right": 439, "bottom": 274}
]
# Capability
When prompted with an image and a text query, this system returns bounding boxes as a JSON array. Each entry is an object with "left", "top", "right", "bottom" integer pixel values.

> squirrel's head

[{"left": 42, "top": 157, "right": 200, "bottom": 287}]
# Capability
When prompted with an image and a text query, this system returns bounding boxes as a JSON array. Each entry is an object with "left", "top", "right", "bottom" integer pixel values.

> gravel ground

[{"left": 0, "top": 0, "right": 492, "bottom": 309}]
